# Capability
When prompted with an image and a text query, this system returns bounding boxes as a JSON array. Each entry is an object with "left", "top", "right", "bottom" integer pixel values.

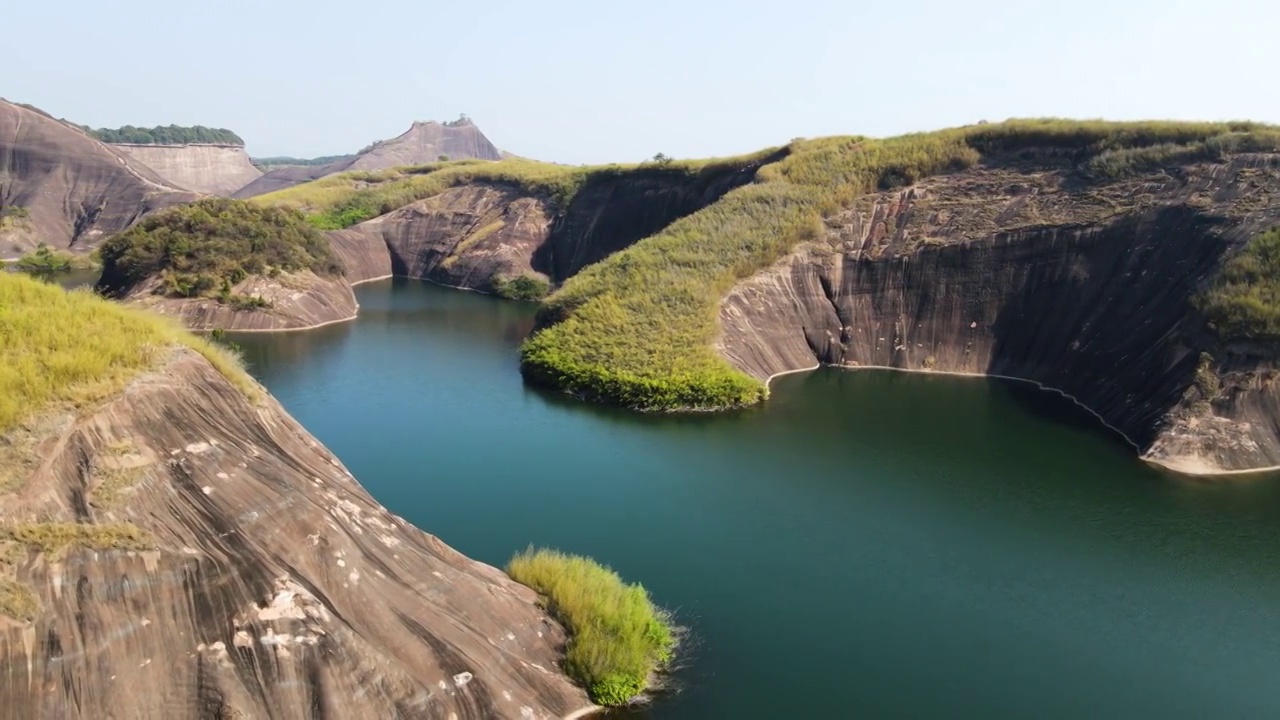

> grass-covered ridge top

[
  {"left": 520, "top": 119, "right": 1280, "bottom": 411},
  {"left": 253, "top": 151, "right": 782, "bottom": 230},
  {"left": 97, "top": 198, "right": 343, "bottom": 300},
  {"left": 507, "top": 548, "right": 673, "bottom": 706},
  {"left": 0, "top": 272, "right": 253, "bottom": 433}
]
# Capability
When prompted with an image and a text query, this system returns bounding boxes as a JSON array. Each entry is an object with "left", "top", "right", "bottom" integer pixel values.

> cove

[{"left": 231, "top": 278, "right": 1280, "bottom": 719}]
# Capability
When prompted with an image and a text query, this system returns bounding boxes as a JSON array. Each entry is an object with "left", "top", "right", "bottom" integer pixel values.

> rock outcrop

[
  {"left": 327, "top": 158, "right": 780, "bottom": 292},
  {"left": 0, "top": 100, "right": 195, "bottom": 256},
  {"left": 717, "top": 156, "right": 1280, "bottom": 474},
  {"left": 119, "top": 271, "right": 359, "bottom": 332},
  {"left": 111, "top": 143, "right": 263, "bottom": 196},
  {"left": 0, "top": 348, "right": 591, "bottom": 718},
  {"left": 235, "top": 119, "right": 503, "bottom": 199}
]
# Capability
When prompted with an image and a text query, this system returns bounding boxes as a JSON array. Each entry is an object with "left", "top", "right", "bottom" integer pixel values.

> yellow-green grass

[
  {"left": 507, "top": 548, "right": 673, "bottom": 706},
  {"left": 1197, "top": 226, "right": 1280, "bottom": 341},
  {"left": 0, "top": 578, "right": 39, "bottom": 622},
  {"left": 254, "top": 152, "right": 781, "bottom": 230},
  {"left": 1, "top": 522, "right": 155, "bottom": 557},
  {"left": 521, "top": 119, "right": 1280, "bottom": 410},
  {"left": 0, "top": 272, "right": 255, "bottom": 434}
]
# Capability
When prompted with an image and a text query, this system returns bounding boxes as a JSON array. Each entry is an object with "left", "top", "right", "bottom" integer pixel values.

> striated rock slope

[
  {"left": 327, "top": 158, "right": 779, "bottom": 292},
  {"left": 0, "top": 347, "right": 591, "bottom": 718},
  {"left": 118, "top": 271, "right": 359, "bottom": 332},
  {"left": 717, "top": 155, "right": 1280, "bottom": 474},
  {"left": 111, "top": 143, "right": 263, "bottom": 196},
  {"left": 0, "top": 100, "right": 195, "bottom": 256},
  {"left": 235, "top": 119, "right": 503, "bottom": 199}
]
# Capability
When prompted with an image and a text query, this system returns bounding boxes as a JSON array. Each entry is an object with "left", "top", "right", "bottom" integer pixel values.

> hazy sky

[{"left": 7, "top": 0, "right": 1276, "bottom": 164}]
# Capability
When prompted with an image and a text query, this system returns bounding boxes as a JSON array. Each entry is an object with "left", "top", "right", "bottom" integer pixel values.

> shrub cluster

[
  {"left": 84, "top": 124, "right": 244, "bottom": 146},
  {"left": 97, "top": 198, "right": 342, "bottom": 301},
  {"left": 1197, "top": 227, "right": 1280, "bottom": 341}
]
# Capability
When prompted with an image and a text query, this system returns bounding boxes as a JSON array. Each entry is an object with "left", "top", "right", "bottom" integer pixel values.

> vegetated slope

[
  {"left": 0, "top": 100, "right": 196, "bottom": 257},
  {"left": 702, "top": 123, "right": 1280, "bottom": 473},
  {"left": 110, "top": 143, "right": 263, "bottom": 196},
  {"left": 519, "top": 121, "right": 1280, "bottom": 414},
  {"left": 0, "top": 273, "right": 590, "bottom": 718},
  {"left": 97, "top": 198, "right": 354, "bottom": 331},
  {"left": 233, "top": 117, "right": 504, "bottom": 198},
  {"left": 314, "top": 152, "right": 782, "bottom": 297}
]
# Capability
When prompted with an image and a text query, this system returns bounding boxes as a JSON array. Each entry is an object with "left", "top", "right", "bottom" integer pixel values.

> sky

[{"left": 7, "top": 0, "right": 1278, "bottom": 164}]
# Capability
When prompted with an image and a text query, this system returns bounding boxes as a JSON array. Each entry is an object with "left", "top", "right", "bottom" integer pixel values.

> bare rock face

[
  {"left": 0, "top": 349, "right": 591, "bottom": 718},
  {"left": 121, "top": 271, "right": 359, "bottom": 332},
  {"left": 111, "top": 143, "right": 263, "bottom": 196},
  {"left": 235, "top": 120, "right": 503, "bottom": 199},
  {"left": 717, "top": 156, "right": 1280, "bottom": 474},
  {"left": 327, "top": 158, "right": 780, "bottom": 292},
  {"left": 0, "top": 100, "right": 195, "bottom": 256},
  {"left": 330, "top": 185, "right": 554, "bottom": 292}
]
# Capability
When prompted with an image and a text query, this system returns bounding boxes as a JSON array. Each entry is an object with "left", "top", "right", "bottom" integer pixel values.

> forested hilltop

[{"left": 79, "top": 123, "right": 244, "bottom": 146}]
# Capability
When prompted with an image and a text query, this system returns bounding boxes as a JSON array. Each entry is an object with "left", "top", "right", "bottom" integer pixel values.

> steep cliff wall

[
  {"left": 718, "top": 156, "right": 1280, "bottom": 473},
  {"left": 0, "top": 348, "right": 590, "bottom": 718},
  {"left": 0, "top": 101, "right": 195, "bottom": 256},
  {"left": 326, "top": 158, "right": 779, "bottom": 293},
  {"left": 112, "top": 143, "right": 263, "bottom": 196}
]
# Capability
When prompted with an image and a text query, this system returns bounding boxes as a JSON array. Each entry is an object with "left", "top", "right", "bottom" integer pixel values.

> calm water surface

[{"left": 232, "top": 278, "right": 1280, "bottom": 719}]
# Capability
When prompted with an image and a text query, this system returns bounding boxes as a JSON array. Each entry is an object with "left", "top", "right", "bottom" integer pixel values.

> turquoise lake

[{"left": 231, "top": 278, "right": 1280, "bottom": 718}]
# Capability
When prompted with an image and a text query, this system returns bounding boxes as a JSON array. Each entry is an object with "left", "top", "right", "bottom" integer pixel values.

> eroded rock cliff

[
  {"left": 0, "top": 101, "right": 195, "bottom": 256},
  {"left": 327, "top": 157, "right": 780, "bottom": 293},
  {"left": 111, "top": 143, "right": 263, "bottom": 196},
  {"left": 120, "top": 271, "right": 359, "bottom": 332},
  {"left": 717, "top": 156, "right": 1280, "bottom": 473},
  {"left": 0, "top": 349, "right": 590, "bottom": 718}
]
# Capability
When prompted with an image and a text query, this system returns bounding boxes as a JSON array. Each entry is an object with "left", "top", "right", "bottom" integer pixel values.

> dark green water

[{"left": 232, "top": 278, "right": 1280, "bottom": 719}]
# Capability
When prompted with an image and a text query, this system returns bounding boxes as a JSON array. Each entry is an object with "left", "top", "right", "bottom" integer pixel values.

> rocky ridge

[
  {"left": 716, "top": 155, "right": 1280, "bottom": 474},
  {"left": 0, "top": 347, "right": 591, "bottom": 718},
  {"left": 235, "top": 119, "right": 503, "bottom": 199},
  {"left": 0, "top": 100, "right": 195, "bottom": 256}
]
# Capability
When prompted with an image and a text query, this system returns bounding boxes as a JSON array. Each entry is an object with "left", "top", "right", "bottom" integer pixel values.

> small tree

[
  {"left": 651, "top": 152, "right": 673, "bottom": 166},
  {"left": 438, "top": 154, "right": 450, "bottom": 162}
]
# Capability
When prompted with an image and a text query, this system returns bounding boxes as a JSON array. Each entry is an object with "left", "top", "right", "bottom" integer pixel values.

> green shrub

[
  {"left": 97, "top": 198, "right": 343, "bottom": 299},
  {"left": 85, "top": 124, "right": 244, "bottom": 146},
  {"left": 507, "top": 548, "right": 673, "bottom": 706},
  {"left": 493, "top": 273, "right": 551, "bottom": 301},
  {"left": 13, "top": 243, "right": 73, "bottom": 280},
  {"left": 1197, "top": 227, "right": 1280, "bottom": 340},
  {"left": 0, "top": 272, "right": 256, "bottom": 433}
]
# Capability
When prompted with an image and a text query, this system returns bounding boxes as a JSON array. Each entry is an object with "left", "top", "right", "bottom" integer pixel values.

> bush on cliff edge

[{"left": 507, "top": 548, "right": 674, "bottom": 706}]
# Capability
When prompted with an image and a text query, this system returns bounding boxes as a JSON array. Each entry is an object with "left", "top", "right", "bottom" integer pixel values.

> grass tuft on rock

[
  {"left": 0, "top": 578, "right": 39, "bottom": 622},
  {"left": 1, "top": 522, "right": 155, "bottom": 558},
  {"left": 0, "top": 272, "right": 255, "bottom": 433},
  {"left": 507, "top": 548, "right": 673, "bottom": 707}
]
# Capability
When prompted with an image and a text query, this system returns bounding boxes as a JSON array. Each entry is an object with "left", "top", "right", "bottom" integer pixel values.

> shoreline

[{"left": 761, "top": 360, "right": 1280, "bottom": 478}]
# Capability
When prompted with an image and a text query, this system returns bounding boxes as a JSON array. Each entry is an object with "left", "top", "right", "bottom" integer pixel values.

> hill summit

[{"left": 234, "top": 116, "right": 503, "bottom": 198}]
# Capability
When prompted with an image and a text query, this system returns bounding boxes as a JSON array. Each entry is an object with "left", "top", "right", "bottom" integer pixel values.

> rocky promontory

[
  {"left": 0, "top": 273, "right": 591, "bottom": 717},
  {"left": 97, "top": 198, "right": 357, "bottom": 332}
]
